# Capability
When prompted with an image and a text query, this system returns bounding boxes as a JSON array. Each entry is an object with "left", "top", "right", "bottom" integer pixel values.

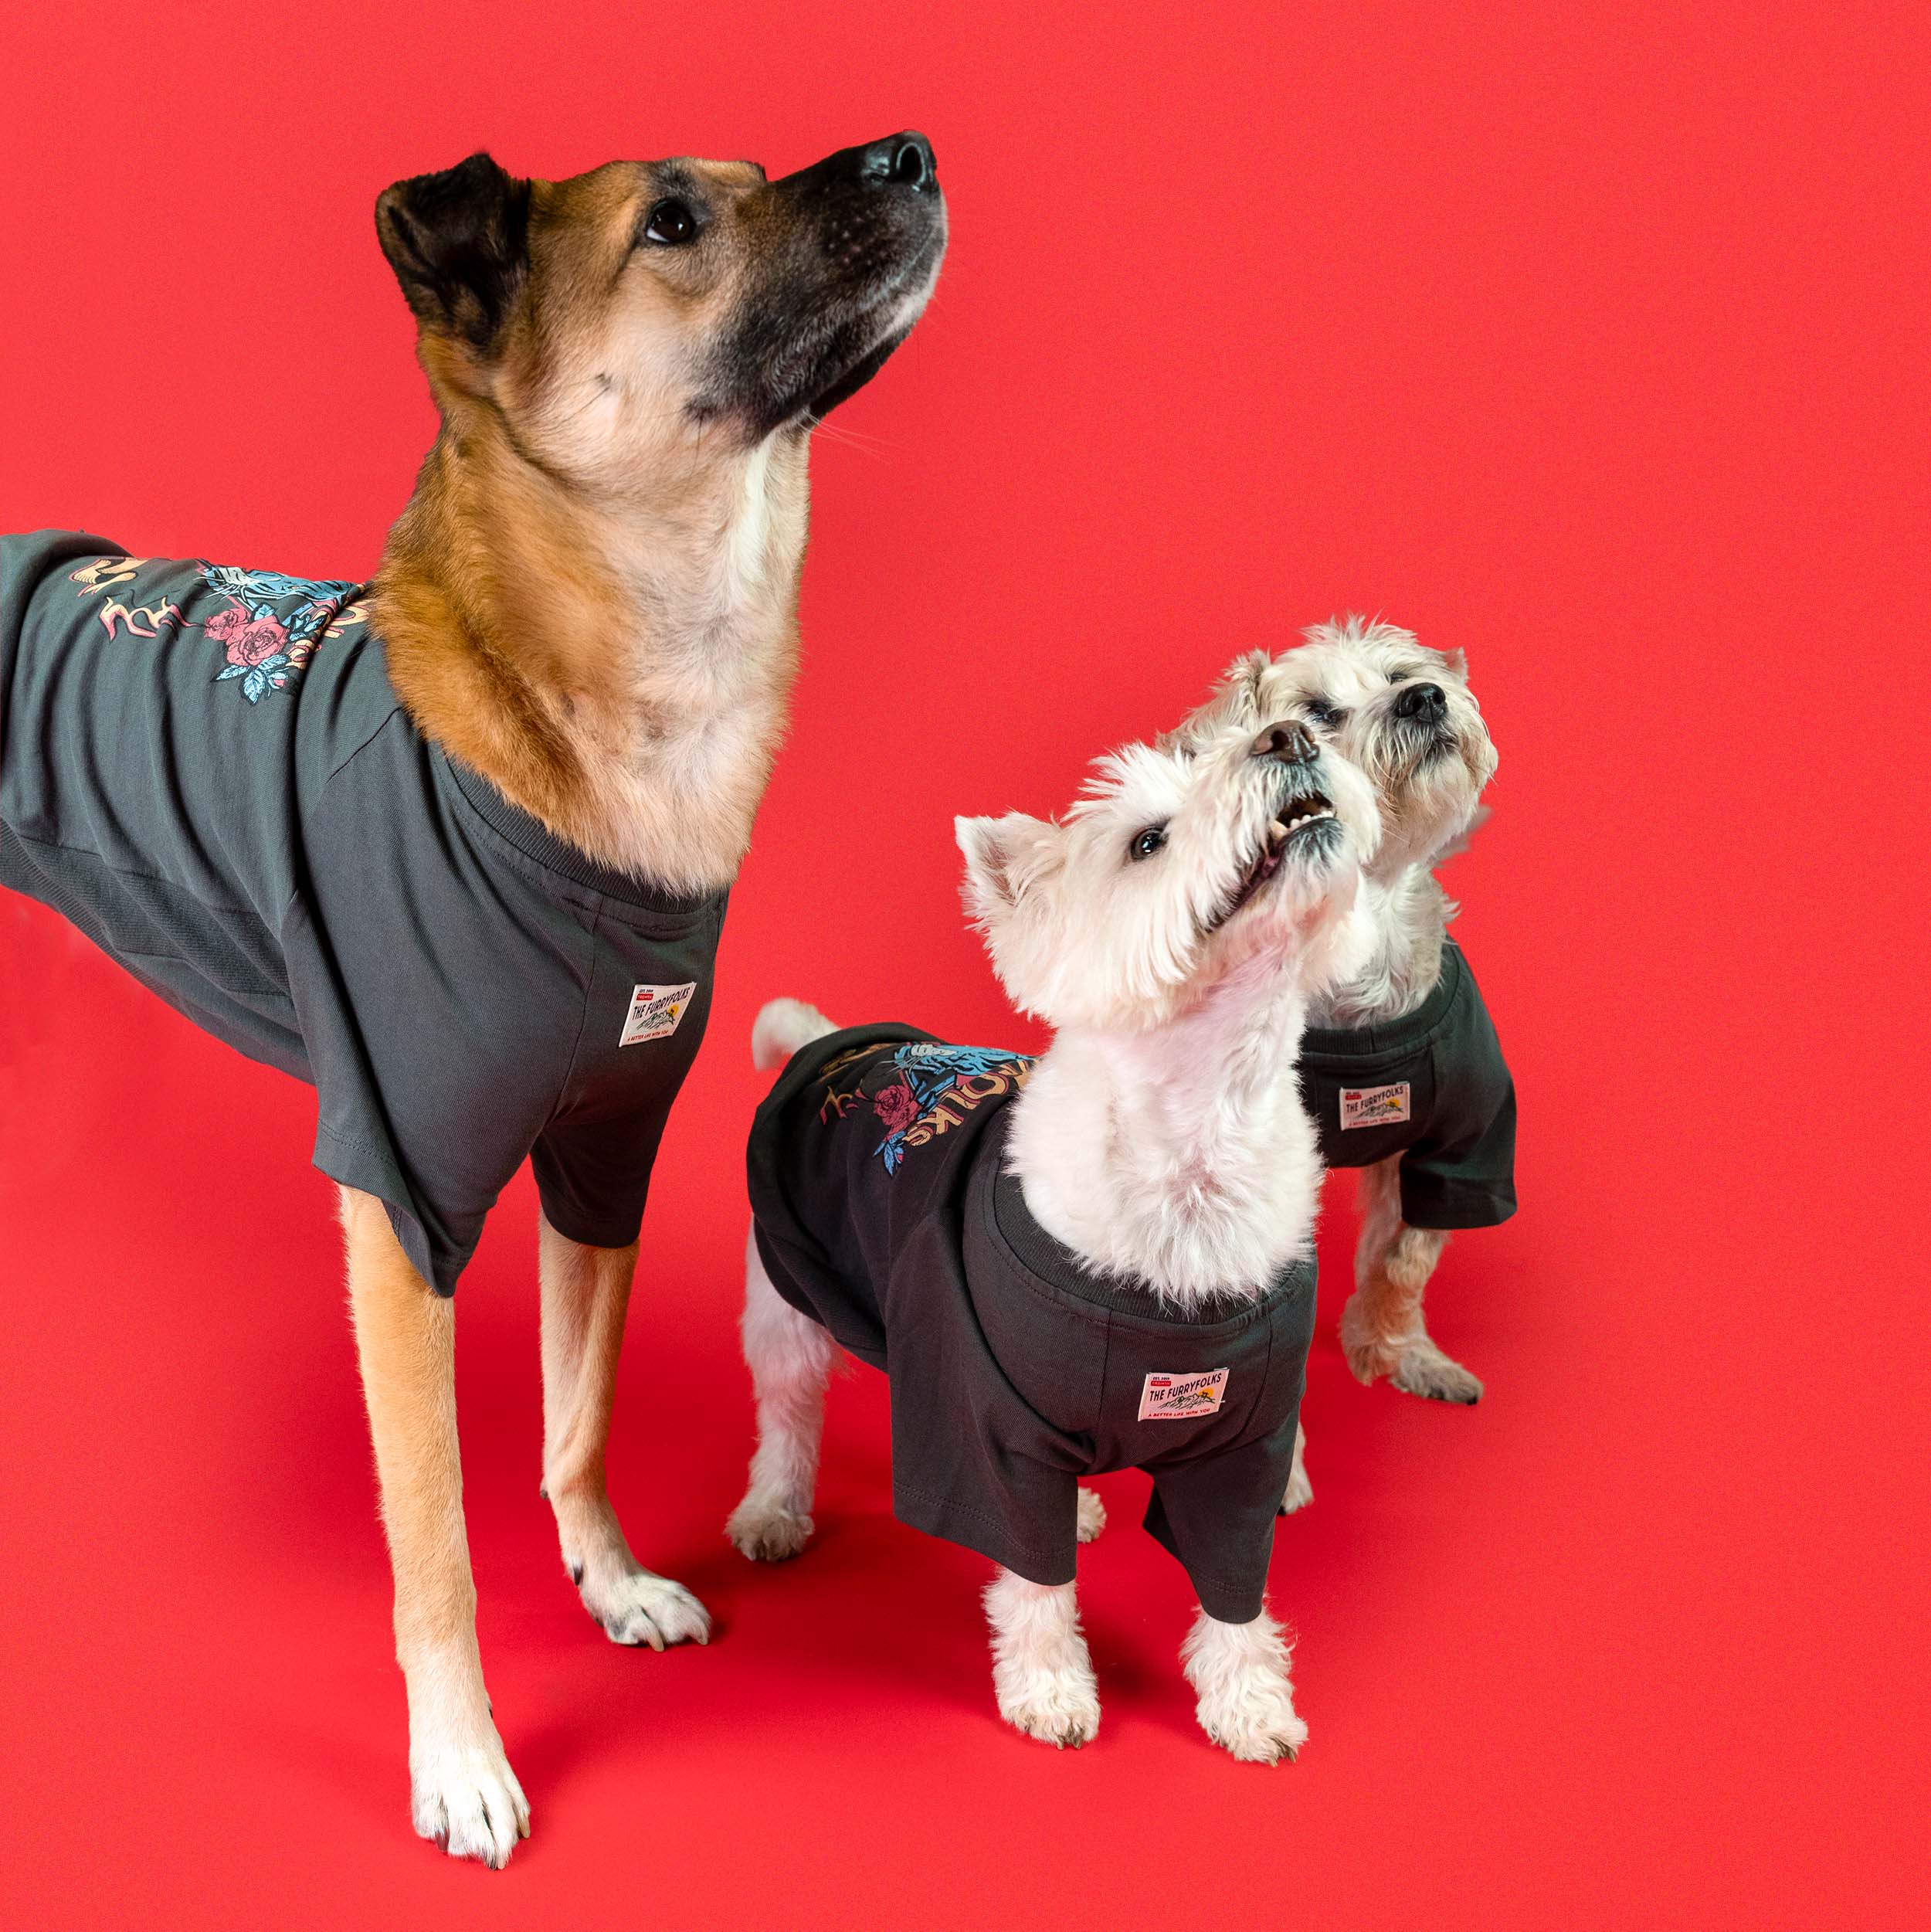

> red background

[{"left": 2, "top": 4, "right": 1925, "bottom": 1927}]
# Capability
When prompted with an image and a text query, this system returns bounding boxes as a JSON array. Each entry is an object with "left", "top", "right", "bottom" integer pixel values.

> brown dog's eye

[
  {"left": 643, "top": 199, "right": 697, "bottom": 246},
  {"left": 1128, "top": 827, "right": 1168, "bottom": 862}
]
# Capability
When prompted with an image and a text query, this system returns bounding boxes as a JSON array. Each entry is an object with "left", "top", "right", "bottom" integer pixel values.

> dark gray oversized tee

[
  {"left": 747, "top": 1024, "right": 1317, "bottom": 1623},
  {"left": 1, "top": 531, "right": 725, "bottom": 1294},
  {"left": 1298, "top": 940, "right": 1516, "bottom": 1229}
]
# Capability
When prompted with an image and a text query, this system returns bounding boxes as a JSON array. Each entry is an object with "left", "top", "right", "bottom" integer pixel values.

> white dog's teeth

[{"left": 1267, "top": 820, "right": 1288, "bottom": 845}]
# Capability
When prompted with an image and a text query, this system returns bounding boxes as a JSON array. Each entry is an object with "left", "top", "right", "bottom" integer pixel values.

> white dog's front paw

[
  {"left": 1196, "top": 1669, "right": 1308, "bottom": 1763},
  {"left": 580, "top": 1565, "right": 712, "bottom": 1650},
  {"left": 1076, "top": 1486, "right": 1107, "bottom": 1543},
  {"left": 1280, "top": 1458, "right": 1315, "bottom": 1515},
  {"left": 1181, "top": 1606, "right": 1307, "bottom": 1764},
  {"left": 995, "top": 1658, "right": 1101, "bottom": 1749},
  {"left": 410, "top": 1733, "right": 530, "bottom": 1869},
  {"left": 728, "top": 1492, "right": 815, "bottom": 1562}
]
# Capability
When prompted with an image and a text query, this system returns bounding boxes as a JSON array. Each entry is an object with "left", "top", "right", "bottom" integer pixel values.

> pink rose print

[
  {"left": 226, "top": 616, "right": 288, "bottom": 667},
  {"left": 203, "top": 607, "right": 249, "bottom": 644},
  {"left": 872, "top": 1081, "right": 919, "bottom": 1133}
]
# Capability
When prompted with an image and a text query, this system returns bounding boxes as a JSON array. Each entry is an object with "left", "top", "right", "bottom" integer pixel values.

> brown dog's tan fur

[
  {"left": 331, "top": 138, "right": 942, "bottom": 1865},
  {"left": 374, "top": 159, "right": 813, "bottom": 896}
]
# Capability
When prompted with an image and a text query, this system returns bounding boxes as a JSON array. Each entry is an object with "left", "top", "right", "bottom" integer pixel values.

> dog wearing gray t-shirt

[
  {"left": 1169, "top": 621, "right": 1505, "bottom": 1509},
  {"left": 730, "top": 716, "right": 1381, "bottom": 1761},
  {"left": 2, "top": 134, "right": 943, "bottom": 1868}
]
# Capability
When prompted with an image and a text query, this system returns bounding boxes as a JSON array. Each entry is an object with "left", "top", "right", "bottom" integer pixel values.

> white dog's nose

[{"left": 1251, "top": 722, "right": 1317, "bottom": 766}]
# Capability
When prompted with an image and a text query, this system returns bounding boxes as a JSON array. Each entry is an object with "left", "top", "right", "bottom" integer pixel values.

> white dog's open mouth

[{"left": 1210, "top": 789, "right": 1338, "bottom": 929}]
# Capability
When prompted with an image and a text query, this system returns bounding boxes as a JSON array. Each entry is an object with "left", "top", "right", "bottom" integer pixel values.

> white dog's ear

[
  {"left": 1441, "top": 647, "right": 1469, "bottom": 681},
  {"left": 955, "top": 813, "right": 1062, "bottom": 922}
]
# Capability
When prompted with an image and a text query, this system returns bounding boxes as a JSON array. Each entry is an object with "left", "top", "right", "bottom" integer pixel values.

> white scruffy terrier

[
  {"left": 728, "top": 714, "right": 1379, "bottom": 1759},
  {"left": 1169, "top": 619, "right": 1510, "bottom": 1509}
]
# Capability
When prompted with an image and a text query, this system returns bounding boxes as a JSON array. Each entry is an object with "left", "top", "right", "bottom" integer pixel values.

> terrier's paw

[
  {"left": 1390, "top": 1337, "right": 1484, "bottom": 1404},
  {"left": 1280, "top": 1458, "right": 1315, "bottom": 1515},
  {"left": 1196, "top": 1672, "right": 1309, "bottom": 1764},
  {"left": 410, "top": 1735, "right": 530, "bottom": 1869},
  {"left": 728, "top": 1494, "right": 816, "bottom": 1562},
  {"left": 1076, "top": 1486, "right": 1108, "bottom": 1543},
  {"left": 995, "top": 1663, "right": 1101, "bottom": 1750},
  {"left": 581, "top": 1566, "right": 712, "bottom": 1649}
]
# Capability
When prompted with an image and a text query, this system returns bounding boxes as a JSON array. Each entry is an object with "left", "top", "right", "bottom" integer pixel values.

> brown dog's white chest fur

[{"left": 375, "top": 416, "right": 813, "bottom": 895}]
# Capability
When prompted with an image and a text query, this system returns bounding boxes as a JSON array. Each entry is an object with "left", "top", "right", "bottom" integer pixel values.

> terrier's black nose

[
  {"left": 1251, "top": 722, "right": 1318, "bottom": 766},
  {"left": 1395, "top": 681, "right": 1446, "bottom": 721},
  {"left": 859, "top": 132, "right": 937, "bottom": 192}
]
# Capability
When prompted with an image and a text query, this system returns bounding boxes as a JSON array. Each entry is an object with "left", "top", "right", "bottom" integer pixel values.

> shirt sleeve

[
  {"left": 1397, "top": 1063, "right": 1517, "bottom": 1229},
  {"left": 530, "top": 904, "right": 724, "bottom": 1250},
  {"left": 1142, "top": 1419, "right": 1300, "bottom": 1625}
]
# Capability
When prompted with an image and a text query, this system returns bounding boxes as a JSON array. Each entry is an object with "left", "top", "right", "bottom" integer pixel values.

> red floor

[{"left": 2, "top": 4, "right": 1925, "bottom": 1927}]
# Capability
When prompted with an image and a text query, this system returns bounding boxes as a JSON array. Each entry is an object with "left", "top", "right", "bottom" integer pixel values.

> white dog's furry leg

[
  {"left": 728, "top": 1227, "right": 837, "bottom": 1562},
  {"left": 1181, "top": 1601, "right": 1307, "bottom": 1763},
  {"left": 985, "top": 1569, "right": 1101, "bottom": 1747},
  {"left": 1339, "top": 1156, "right": 1481, "bottom": 1403},
  {"left": 1280, "top": 1421, "right": 1314, "bottom": 1513},
  {"left": 1075, "top": 1486, "right": 1107, "bottom": 1542}
]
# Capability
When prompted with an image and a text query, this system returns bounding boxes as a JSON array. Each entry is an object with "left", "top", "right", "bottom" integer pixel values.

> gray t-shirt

[
  {"left": 746, "top": 1024, "right": 1317, "bottom": 1623},
  {"left": 1, "top": 531, "right": 726, "bottom": 1293},
  {"left": 1298, "top": 940, "right": 1517, "bottom": 1230}
]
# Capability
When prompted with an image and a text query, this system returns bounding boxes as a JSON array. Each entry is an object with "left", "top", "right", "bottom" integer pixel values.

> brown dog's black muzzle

[{"left": 773, "top": 131, "right": 938, "bottom": 201}]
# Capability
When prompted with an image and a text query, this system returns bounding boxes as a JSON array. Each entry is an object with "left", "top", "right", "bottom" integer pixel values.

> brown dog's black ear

[{"left": 375, "top": 153, "right": 531, "bottom": 351}]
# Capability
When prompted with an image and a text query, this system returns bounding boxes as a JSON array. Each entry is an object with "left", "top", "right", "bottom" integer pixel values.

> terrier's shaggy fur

[
  {"left": 1169, "top": 619, "right": 1502, "bottom": 1505},
  {"left": 730, "top": 714, "right": 1382, "bottom": 1758}
]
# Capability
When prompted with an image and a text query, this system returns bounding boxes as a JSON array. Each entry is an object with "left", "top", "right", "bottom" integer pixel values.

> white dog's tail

[{"left": 752, "top": 997, "right": 839, "bottom": 1072}]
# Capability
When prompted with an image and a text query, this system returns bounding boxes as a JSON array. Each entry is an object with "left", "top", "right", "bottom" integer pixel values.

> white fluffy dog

[
  {"left": 728, "top": 713, "right": 1380, "bottom": 1759},
  {"left": 1167, "top": 619, "right": 1509, "bottom": 1509}
]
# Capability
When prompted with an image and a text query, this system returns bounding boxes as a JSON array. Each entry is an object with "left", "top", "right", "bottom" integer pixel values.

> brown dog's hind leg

[
  {"left": 1338, "top": 1156, "right": 1482, "bottom": 1403},
  {"left": 538, "top": 1210, "right": 711, "bottom": 1649},
  {"left": 340, "top": 1186, "right": 528, "bottom": 1868}
]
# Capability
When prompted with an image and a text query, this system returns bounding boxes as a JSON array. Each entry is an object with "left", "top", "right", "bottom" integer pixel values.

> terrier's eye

[
  {"left": 1128, "top": 826, "right": 1168, "bottom": 862},
  {"left": 1303, "top": 698, "right": 1346, "bottom": 728},
  {"left": 643, "top": 199, "right": 698, "bottom": 246}
]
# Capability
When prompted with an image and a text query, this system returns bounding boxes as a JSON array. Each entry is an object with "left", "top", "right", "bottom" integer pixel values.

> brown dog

[{"left": 0, "top": 134, "right": 943, "bottom": 1866}]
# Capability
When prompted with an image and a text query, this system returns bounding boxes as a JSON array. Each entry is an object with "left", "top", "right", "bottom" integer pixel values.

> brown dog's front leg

[
  {"left": 340, "top": 1186, "right": 528, "bottom": 1867},
  {"left": 538, "top": 1210, "right": 712, "bottom": 1649}
]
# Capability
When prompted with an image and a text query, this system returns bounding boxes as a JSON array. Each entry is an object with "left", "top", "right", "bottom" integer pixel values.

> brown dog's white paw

[
  {"left": 1075, "top": 1486, "right": 1107, "bottom": 1543},
  {"left": 579, "top": 1565, "right": 712, "bottom": 1649},
  {"left": 410, "top": 1734, "right": 530, "bottom": 1869},
  {"left": 727, "top": 1494, "right": 816, "bottom": 1562}
]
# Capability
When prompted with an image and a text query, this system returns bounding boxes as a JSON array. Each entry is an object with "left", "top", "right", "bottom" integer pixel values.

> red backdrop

[{"left": 2, "top": 4, "right": 1924, "bottom": 1927}]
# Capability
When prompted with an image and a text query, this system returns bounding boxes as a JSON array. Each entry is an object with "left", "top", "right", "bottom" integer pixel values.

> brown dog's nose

[
  {"left": 1251, "top": 722, "right": 1317, "bottom": 766},
  {"left": 858, "top": 131, "right": 937, "bottom": 193}
]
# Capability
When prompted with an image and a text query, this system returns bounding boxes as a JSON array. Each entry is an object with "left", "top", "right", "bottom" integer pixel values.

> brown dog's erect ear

[{"left": 375, "top": 152, "right": 531, "bottom": 351}]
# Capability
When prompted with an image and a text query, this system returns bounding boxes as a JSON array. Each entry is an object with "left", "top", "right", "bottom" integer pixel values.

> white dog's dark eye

[
  {"left": 1128, "top": 827, "right": 1168, "bottom": 862},
  {"left": 1304, "top": 698, "right": 1346, "bottom": 727},
  {"left": 643, "top": 199, "right": 697, "bottom": 245}
]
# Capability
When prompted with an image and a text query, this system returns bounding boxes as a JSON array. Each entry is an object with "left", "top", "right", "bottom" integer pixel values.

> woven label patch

[
  {"left": 1339, "top": 1081, "right": 1412, "bottom": 1129},
  {"left": 619, "top": 982, "right": 697, "bottom": 1047},
  {"left": 1138, "top": 1369, "right": 1229, "bottom": 1421}
]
